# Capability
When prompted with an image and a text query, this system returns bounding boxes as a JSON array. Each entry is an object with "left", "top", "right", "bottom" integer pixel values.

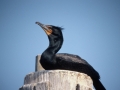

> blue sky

[{"left": 0, "top": 0, "right": 120, "bottom": 90}]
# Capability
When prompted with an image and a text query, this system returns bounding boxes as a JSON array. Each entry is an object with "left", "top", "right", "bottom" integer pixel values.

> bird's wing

[
  {"left": 56, "top": 53, "right": 91, "bottom": 65},
  {"left": 55, "top": 53, "right": 100, "bottom": 79}
]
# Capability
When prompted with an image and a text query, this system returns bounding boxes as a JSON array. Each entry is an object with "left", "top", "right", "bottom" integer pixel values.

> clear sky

[{"left": 0, "top": 0, "right": 120, "bottom": 90}]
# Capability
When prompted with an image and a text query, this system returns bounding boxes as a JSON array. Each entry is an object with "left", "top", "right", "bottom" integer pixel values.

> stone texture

[{"left": 19, "top": 70, "right": 94, "bottom": 90}]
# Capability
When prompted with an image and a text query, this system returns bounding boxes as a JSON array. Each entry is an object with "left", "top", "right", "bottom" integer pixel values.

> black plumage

[{"left": 36, "top": 22, "right": 106, "bottom": 90}]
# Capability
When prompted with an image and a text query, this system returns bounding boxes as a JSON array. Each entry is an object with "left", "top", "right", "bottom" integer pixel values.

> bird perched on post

[{"left": 35, "top": 21, "right": 106, "bottom": 90}]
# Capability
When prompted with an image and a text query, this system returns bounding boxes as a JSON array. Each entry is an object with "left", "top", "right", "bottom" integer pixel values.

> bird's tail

[{"left": 93, "top": 79, "right": 106, "bottom": 90}]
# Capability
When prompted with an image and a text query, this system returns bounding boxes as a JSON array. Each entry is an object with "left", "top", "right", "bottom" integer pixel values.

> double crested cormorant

[{"left": 35, "top": 22, "right": 106, "bottom": 90}]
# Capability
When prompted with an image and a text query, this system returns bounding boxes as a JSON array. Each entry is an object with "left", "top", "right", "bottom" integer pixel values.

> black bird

[{"left": 35, "top": 22, "right": 106, "bottom": 90}]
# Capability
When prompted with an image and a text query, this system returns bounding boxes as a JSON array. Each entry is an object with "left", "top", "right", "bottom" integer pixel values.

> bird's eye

[
  {"left": 52, "top": 32, "right": 58, "bottom": 36},
  {"left": 48, "top": 27, "right": 52, "bottom": 29}
]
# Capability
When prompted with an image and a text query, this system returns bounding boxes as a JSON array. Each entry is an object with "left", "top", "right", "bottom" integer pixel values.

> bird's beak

[{"left": 36, "top": 22, "right": 52, "bottom": 35}]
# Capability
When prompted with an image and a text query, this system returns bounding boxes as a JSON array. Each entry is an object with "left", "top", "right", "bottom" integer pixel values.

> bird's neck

[
  {"left": 47, "top": 36, "right": 63, "bottom": 54},
  {"left": 40, "top": 38, "right": 63, "bottom": 69},
  {"left": 44, "top": 39, "right": 63, "bottom": 58}
]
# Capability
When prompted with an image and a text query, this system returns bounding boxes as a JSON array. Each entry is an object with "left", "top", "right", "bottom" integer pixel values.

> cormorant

[{"left": 35, "top": 22, "right": 106, "bottom": 90}]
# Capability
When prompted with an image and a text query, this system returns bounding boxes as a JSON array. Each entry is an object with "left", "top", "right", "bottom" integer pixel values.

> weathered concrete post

[
  {"left": 35, "top": 55, "right": 44, "bottom": 71},
  {"left": 19, "top": 55, "right": 94, "bottom": 90}
]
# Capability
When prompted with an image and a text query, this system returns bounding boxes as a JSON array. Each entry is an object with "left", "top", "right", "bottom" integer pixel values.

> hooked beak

[{"left": 36, "top": 22, "right": 52, "bottom": 35}]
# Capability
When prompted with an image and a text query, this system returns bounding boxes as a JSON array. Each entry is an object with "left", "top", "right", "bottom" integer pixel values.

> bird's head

[{"left": 36, "top": 22, "right": 63, "bottom": 49}]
